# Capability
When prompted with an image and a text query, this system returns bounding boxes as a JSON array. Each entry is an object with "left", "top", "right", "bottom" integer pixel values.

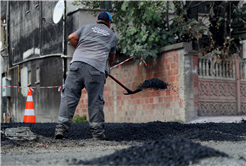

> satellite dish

[{"left": 53, "top": 0, "right": 64, "bottom": 24}]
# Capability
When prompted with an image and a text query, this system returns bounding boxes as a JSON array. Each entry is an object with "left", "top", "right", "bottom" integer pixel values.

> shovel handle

[{"left": 108, "top": 74, "right": 133, "bottom": 94}]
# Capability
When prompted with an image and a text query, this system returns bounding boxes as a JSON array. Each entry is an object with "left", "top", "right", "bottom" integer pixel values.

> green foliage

[
  {"left": 167, "top": 119, "right": 184, "bottom": 123},
  {"left": 72, "top": 115, "right": 88, "bottom": 123},
  {"left": 72, "top": 1, "right": 243, "bottom": 61},
  {"left": 232, "top": 3, "right": 246, "bottom": 33},
  {"left": 73, "top": 1, "right": 207, "bottom": 62}
]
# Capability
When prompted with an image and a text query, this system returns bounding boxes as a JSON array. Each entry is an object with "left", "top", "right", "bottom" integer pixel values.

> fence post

[{"left": 235, "top": 54, "right": 240, "bottom": 114}]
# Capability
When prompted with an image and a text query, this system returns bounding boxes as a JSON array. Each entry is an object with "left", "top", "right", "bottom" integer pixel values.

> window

[
  {"left": 100, "top": 1, "right": 112, "bottom": 9},
  {"left": 35, "top": 68, "right": 40, "bottom": 84},
  {"left": 35, "top": 1, "right": 39, "bottom": 8},
  {"left": 26, "top": 1, "right": 30, "bottom": 14},
  {"left": 1, "top": 17, "right": 6, "bottom": 51},
  {"left": 28, "top": 71, "right": 31, "bottom": 86}
]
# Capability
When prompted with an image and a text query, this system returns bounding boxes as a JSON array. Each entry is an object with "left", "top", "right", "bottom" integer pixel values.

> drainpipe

[
  {"left": 40, "top": 1, "right": 42, "bottom": 56},
  {"left": 6, "top": 1, "right": 9, "bottom": 56},
  {"left": 62, "top": 0, "right": 67, "bottom": 84},
  {"left": 62, "top": 0, "right": 66, "bottom": 55},
  {"left": 6, "top": 0, "right": 10, "bottom": 122}
]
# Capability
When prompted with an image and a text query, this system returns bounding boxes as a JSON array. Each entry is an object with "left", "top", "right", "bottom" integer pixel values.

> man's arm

[
  {"left": 68, "top": 32, "right": 79, "bottom": 48},
  {"left": 109, "top": 53, "right": 115, "bottom": 66}
]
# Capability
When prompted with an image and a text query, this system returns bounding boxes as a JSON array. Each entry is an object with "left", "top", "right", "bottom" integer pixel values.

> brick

[
  {"left": 163, "top": 77, "right": 167, "bottom": 83},
  {"left": 159, "top": 97, "right": 164, "bottom": 103},
  {"left": 150, "top": 73, "right": 158, "bottom": 78},
  {"left": 169, "top": 96, "right": 174, "bottom": 102},
  {"left": 164, "top": 97, "right": 169, "bottom": 103},
  {"left": 166, "top": 103, "right": 170, "bottom": 108},
  {"left": 155, "top": 91, "right": 161, "bottom": 97},
  {"left": 172, "top": 69, "right": 178, "bottom": 75},
  {"left": 193, "top": 56, "right": 198, "bottom": 61},
  {"left": 175, "top": 55, "right": 179, "bottom": 62},
  {"left": 160, "top": 91, "right": 165, "bottom": 96},
  {"left": 193, "top": 75, "right": 198, "bottom": 81},
  {"left": 174, "top": 96, "right": 179, "bottom": 101},
  {"left": 170, "top": 50, "right": 178, "bottom": 56},
  {"left": 172, "top": 82, "right": 179, "bottom": 88},
  {"left": 162, "top": 58, "right": 168, "bottom": 64},
  {"left": 149, "top": 92, "right": 154, "bottom": 97},
  {"left": 166, "top": 90, "right": 170, "bottom": 96},
  {"left": 194, "top": 101, "right": 198, "bottom": 107},
  {"left": 194, "top": 87, "right": 199, "bottom": 95},
  {"left": 193, "top": 82, "right": 198, "bottom": 87},
  {"left": 145, "top": 98, "right": 149, "bottom": 104},
  {"left": 171, "top": 76, "right": 177, "bottom": 82},
  {"left": 166, "top": 64, "right": 171, "bottom": 70},
  {"left": 170, "top": 90, "right": 176, "bottom": 95},
  {"left": 171, "top": 63, "right": 176, "bottom": 69},
  {"left": 164, "top": 70, "right": 169, "bottom": 76},
  {"left": 168, "top": 70, "right": 173, "bottom": 75},
  {"left": 193, "top": 61, "right": 198, "bottom": 69},
  {"left": 194, "top": 94, "right": 199, "bottom": 101}
]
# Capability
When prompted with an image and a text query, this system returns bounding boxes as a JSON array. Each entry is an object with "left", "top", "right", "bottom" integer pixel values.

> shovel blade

[{"left": 124, "top": 89, "right": 142, "bottom": 95}]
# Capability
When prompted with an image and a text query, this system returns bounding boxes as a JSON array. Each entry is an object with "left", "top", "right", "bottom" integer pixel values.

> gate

[{"left": 198, "top": 54, "right": 246, "bottom": 116}]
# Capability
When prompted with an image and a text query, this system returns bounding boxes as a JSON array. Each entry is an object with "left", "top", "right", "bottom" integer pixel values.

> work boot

[
  {"left": 54, "top": 127, "right": 67, "bottom": 139},
  {"left": 93, "top": 134, "right": 109, "bottom": 141}
]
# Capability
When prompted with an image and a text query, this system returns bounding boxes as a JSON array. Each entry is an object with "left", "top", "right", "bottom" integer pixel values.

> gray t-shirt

[{"left": 70, "top": 23, "right": 117, "bottom": 74}]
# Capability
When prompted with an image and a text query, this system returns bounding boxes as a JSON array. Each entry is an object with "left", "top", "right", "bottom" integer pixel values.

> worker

[{"left": 55, "top": 11, "right": 117, "bottom": 140}]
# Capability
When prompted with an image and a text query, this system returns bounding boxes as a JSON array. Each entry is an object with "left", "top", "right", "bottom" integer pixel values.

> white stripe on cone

[
  {"left": 24, "top": 109, "right": 35, "bottom": 115},
  {"left": 27, "top": 96, "right": 33, "bottom": 101}
]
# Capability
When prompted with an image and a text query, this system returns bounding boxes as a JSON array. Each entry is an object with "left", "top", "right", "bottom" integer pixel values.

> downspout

[
  {"left": 62, "top": 0, "right": 67, "bottom": 84},
  {"left": 6, "top": 0, "right": 9, "bottom": 73},
  {"left": 40, "top": 1, "right": 42, "bottom": 56},
  {"left": 6, "top": 0, "right": 10, "bottom": 122}
]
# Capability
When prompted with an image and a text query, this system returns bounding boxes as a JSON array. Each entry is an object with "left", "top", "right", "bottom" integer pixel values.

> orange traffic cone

[{"left": 23, "top": 87, "right": 36, "bottom": 123}]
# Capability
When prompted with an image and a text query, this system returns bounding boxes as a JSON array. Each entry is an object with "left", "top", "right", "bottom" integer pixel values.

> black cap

[{"left": 98, "top": 11, "right": 112, "bottom": 21}]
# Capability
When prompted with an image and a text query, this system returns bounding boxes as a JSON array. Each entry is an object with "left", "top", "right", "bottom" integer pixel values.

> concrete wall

[
  {"left": 10, "top": 56, "right": 63, "bottom": 122},
  {"left": 9, "top": 1, "right": 63, "bottom": 65},
  {"left": 0, "top": 1, "right": 7, "bottom": 18},
  {"left": 75, "top": 43, "right": 199, "bottom": 123},
  {"left": 5, "top": 1, "right": 65, "bottom": 122},
  {"left": 0, "top": 0, "right": 7, "bottom": 122}
]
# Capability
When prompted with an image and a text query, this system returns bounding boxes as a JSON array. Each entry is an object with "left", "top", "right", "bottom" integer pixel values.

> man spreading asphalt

[{"left": 55, "top": 11, "right": 117, "bottom": 140}]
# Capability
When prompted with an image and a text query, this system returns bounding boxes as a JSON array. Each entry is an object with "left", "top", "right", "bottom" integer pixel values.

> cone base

[{"left": 23, "top": 116, "right": 36, "bottom": 123}]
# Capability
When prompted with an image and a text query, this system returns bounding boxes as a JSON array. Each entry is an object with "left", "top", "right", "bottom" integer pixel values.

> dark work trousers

[{"left": 57, "top": 61, "right": 106, "bottom": 137}]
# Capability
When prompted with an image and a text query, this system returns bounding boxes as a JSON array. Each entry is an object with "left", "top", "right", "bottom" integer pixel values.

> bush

[{"left": 72, "top": 115, "right": 88, "bottom": 123}]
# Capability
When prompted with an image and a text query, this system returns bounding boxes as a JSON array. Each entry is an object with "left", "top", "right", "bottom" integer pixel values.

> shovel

[{"left": 108, "top": 74, "right": 142, "bottom": 95}]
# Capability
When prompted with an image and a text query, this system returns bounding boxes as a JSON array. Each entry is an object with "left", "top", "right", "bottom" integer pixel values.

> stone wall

[{"left": 75, "top": 43, "right": 199, "bottom": 123}]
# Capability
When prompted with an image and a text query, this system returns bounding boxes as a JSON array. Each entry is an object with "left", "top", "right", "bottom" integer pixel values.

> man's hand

[
  {"left": 68, "top": 32, "right": 79, "bottom": 48},
  {"left": 109, "top": 53, "right": 115, "bottom": 66}
]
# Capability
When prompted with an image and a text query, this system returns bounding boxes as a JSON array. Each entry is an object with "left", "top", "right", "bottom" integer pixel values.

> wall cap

[{"left": 160, "top": 42, "right": 194, "bottom": 54}]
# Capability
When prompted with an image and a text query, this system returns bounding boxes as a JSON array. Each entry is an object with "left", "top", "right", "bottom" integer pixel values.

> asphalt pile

[
  {"left": 1, "top": 121, "right": 246, "bottom": 142},
  {"left": 74, "top": 138, "right": 228, "bottom": 166},
  {"left": 1, "top": 121, "right": 245, "bottom": 166},
  {"left": 137, "top": 78, "right": 168, "bottom": 90}
]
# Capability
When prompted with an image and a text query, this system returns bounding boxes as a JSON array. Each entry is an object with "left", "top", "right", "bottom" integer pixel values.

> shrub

[{"left": 72, "top": 115, "right": 88, "bottom": 123}]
